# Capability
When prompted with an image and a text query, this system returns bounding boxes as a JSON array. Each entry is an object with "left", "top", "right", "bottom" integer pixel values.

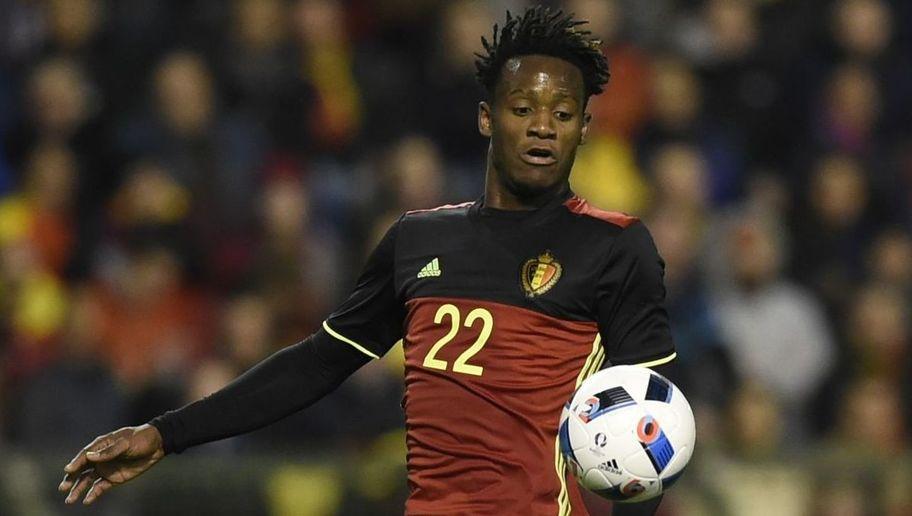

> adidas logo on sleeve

[{"left": 417, "top": 258, "right": 442, "bottom": 278}]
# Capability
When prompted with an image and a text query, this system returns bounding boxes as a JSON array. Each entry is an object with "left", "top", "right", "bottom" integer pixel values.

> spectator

[
  {"left": 830, "top": 0, "right": 912, "bottom": 135},
  {"left": 727, "top": 382, "right": 784, "bottom": 460},
  {"left": 4, "top": 56, "right": 110, "bottom": 190},
  {"left": 834, "top": 375, "right": 908, "bottom": 456},
  {"left": 568, "top": 0, "right": 652, "bottom": 141},
  {"left": 289, "top": 0, "right": 362, "bottom": 152},
  {"left": 116, "top": 51, "right": 266, "bottom": 234},
  {"left": 816, "top": 63, "right": 881, "bottom": 156},
  {"left": 637, "top": 56, "right": 744, "bottom": 206},
  {"left": 0, "top": 141, "right": 77, "bottom": 274},
  {"left": 865, "top": 228, "right": 912, "bottom": 298},
  {"left": 0, "top": 143, "right": 77, "bottom": 380},
  {"left": 832, "top": 0, "right": 893, "bottom": 61},
  {"left": 792, "top": 153, "right": 873, "bottom": 316},
  {"left": 421, "top": 0, "right": 492, "bottom": 163},
  {"left": 42, "top": 0, "right": 104, "bottom": 54},
  {"left": 221, "top": 293, "right": 276, "bottom": 370},
  {"left": 700, "top": 381, "right": 811, "bottom": 516},
  {"left": 18, "top": 57, "right": 93, "bottom": 143},
  {"left": 90, "top": 245, "right": 214, "bottom": 391},
  {"left": 13, "top": 286, "right": 125, "bottom": 452},
  {"left": 846, "top": 284, "right": 910, "bottom": 384},
  {"left": 711, "top": 210, "right": 836, "bottom": 440},
  {"left": 222, "top": 0, "right": 293, "bottom": 113},
  {"left": 252, "top": 175, "right": 341, "bottom": 341}
]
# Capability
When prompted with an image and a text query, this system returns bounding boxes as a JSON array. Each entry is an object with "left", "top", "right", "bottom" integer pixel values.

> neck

[{"left": 483, "top": 152, "right": 569, "bottom": 210}]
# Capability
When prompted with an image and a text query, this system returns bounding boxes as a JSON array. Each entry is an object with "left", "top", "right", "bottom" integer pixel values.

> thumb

[{"left": 86, "top": 437, "right": 130, "bottom": 462}]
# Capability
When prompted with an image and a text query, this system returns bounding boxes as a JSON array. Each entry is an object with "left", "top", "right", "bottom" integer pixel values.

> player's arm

[
  {"left": 151, "top": 331, "right": 372, "bottom": 453},
  {"left": 60, "top": 219, "right": 405, "bottom": 505},
  {"left": 596, "top": 221, "right": 675, "bottom": 516},
  {"left": 59, "top": 332, "right": 368, "bottom": 504},
  {"left": 596, "top": 220, "right": 675, "bottom": 371}
]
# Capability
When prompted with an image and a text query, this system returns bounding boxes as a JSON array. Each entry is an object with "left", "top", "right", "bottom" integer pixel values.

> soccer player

[{"left": 59, "top": 7, "right": 676, "bottom": 515}]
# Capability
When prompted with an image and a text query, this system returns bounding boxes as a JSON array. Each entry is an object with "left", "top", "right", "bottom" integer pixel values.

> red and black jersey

[{"left": 323, "top": 190, "right": 675, "bottom": 515}]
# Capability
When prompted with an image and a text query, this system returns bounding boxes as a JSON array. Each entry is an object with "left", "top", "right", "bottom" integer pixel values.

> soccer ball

[{"left": 558, "top": 365, "right": 695, "bottom": 503}]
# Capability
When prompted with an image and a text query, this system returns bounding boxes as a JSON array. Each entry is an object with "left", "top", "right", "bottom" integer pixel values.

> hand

[{"left": 58, "top": 424, "right": 166, "bottom": 505}]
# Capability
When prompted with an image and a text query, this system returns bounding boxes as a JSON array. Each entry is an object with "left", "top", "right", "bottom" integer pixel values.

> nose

[{"left": 527, "top": 109, "right": 556, "bottom": 139}]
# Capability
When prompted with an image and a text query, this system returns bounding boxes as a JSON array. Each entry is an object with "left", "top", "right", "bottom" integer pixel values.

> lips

[{"left": 521, "top": 146, "right": 558, "bottom": 166}]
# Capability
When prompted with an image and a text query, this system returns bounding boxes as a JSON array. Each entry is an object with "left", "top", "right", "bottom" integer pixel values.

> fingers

[
  {"left": 63, "top": 448, "right": 89, "bottom": 477},
  {"left": 64, "top": 434, "right": 109, "bottom": 476},
  {"left": 60, "top": 446, "right": 99, "bottom": 492},
  {"left": 64, "top": 470, "right": 96, "bottom": 505},
  {"left": 60, "top": 432, "right": 126, "bottom": 495},
  {"left": 86, "top": 437, "right": 130, "bottom": 463},
  {"left": 64, "top": 471, "right": 115, "bottom": 505},
  {"left": 58, "top": 471, "right": 79, "bottom": 493},
  {"left": 84, "top": 477, "right": 114, "bottom": 505},
  {"left": 60, "top": 429, "right": 137, "bottom": 504}
]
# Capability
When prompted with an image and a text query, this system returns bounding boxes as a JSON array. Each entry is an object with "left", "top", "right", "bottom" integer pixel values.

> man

[{"left": 60, "top": 7, "right": 676, "bottom": 515}]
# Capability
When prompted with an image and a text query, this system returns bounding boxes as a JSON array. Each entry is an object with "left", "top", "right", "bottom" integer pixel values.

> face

[{"left": 479, "top": 55, "right": 591, "bottom": 200}]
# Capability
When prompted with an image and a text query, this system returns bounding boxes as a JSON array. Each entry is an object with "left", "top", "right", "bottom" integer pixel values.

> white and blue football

[{"left": 559, "top": 365, "right": 696, "bottom": 503}]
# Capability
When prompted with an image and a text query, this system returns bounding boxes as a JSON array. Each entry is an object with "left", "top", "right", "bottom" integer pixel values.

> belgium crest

[{"left": 521, "top": 250, "right": 562, "bottom": 298}]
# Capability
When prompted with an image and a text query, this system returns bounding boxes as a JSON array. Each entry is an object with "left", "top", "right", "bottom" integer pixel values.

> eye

[
  {"left": 555, "top": 111, "right": 574, "bottom": 121},
  {"left": 512, "top": 106, "right": 532, "bottom": 116}
]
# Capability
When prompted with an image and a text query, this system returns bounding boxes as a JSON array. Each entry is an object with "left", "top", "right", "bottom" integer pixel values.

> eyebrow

[{"left": 506, "top": 88, "right": 578, "bottom": 101}]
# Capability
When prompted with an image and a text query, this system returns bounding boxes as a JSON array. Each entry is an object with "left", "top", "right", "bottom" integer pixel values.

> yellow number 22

[{"left": 422, "top": 304, "right": 493, "bottom": 376}]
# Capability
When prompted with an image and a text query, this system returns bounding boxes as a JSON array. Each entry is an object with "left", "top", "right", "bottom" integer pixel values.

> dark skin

[
  {"left": 59, "top": 424, "right": 163, "bottom": 504},
  {"left": 479, "top": 54, "right": 592, "bottom": 210},
  {"left": 60, "top": 53, "right": 661, "bottom": 514}
]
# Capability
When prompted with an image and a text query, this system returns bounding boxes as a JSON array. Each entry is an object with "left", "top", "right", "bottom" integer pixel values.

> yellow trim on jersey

[
  {"left": 555, "top": 440, "right": 570, "bottom": 516},
  {"left": 321, "top": 321, "right": 380, "bottom": 359},
  {"left": 632, "top": 351, "right": 677, "bottom": 368},
  {"left": 554, "top": 334, "right": 606, "bottom": 516}
]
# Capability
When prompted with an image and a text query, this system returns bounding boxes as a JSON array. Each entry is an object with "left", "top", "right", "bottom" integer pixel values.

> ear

[
  {"left": 478, "top": 101, "right": 493, "bottom": 138},
  {"left": 580, "top": 111, "right": 592, "bottom": 145}
]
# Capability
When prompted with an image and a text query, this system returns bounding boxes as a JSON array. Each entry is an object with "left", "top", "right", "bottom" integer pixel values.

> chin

[{"left": 507, "top": 171, "right": 563, "bottom": 199}]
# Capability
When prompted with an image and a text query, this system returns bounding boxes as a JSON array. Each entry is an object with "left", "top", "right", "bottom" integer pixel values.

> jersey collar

[{"left": 471, "top": 188, "right": 574, "bottom": 224}]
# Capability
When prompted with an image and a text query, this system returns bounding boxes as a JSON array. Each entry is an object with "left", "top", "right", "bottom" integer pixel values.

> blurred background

[{"left": 0, "top": 0, "right": 910, "bottom": 514}]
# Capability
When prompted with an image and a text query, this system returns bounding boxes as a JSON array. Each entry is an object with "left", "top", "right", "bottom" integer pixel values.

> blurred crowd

[{"left": 0, "top": 0, "right": 911, "bottom": 514}]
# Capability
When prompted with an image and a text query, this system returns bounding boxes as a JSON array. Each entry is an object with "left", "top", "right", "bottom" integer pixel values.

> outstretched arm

[
  {"left": 150, "top": 332, "right": 369, "bottom": 453},
  {"left": 60, "top": 218, "right": 404, "bottom": 506},
  {"left": 59, "top": 332, "right": 369, "bottom": 505}
]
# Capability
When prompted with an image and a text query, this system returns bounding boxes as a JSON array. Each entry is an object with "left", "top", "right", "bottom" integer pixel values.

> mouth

[{"left": 521, "top": 147, "right": 558, "bottom": 166}]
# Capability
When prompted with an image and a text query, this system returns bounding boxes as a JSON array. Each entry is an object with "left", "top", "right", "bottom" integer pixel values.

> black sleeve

[
  {"left": 596, "top": 221, "right": 675, "bottom": 366},
  {"left": 149, "top": 330, "right": 370, "bottom": 454},
  {"left": 321, "top": 217, "right": 405, "bottom": 358},
  {"left": 149, "top": 220, "right": 406, "bottom": 454}
]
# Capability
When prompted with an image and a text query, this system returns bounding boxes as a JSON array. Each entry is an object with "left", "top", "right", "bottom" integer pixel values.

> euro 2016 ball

[{"left": 559, "top": 365, "right": 695, "bottom": 503}]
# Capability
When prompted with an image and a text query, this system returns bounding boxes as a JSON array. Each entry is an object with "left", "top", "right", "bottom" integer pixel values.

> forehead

[{"left": 497, "top": 54, "right": 585, "bottom": 99}]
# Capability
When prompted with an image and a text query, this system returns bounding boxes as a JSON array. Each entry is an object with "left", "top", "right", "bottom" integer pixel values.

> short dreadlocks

[{"left": 475, "top": 6, "right": 610, "bottom": 100}]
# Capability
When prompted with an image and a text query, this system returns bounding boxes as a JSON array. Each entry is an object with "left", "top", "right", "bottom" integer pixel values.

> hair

[{"left": 475, "top": 6, "right": 610, "bottom": 100}]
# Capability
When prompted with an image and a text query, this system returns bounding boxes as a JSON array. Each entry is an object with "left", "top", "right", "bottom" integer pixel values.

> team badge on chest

[{"left": 521, "top": 250, "right": 562, "bottom": 297}]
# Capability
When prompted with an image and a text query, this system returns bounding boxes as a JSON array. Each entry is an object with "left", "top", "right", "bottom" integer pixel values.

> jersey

[{"left": 322, "top": 190, "right": 675, "bottom": 515}]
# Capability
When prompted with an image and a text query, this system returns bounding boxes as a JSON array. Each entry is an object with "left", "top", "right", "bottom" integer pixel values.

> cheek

[{"left": 493, "top": 122, "right": 523, "bottom": 148}]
